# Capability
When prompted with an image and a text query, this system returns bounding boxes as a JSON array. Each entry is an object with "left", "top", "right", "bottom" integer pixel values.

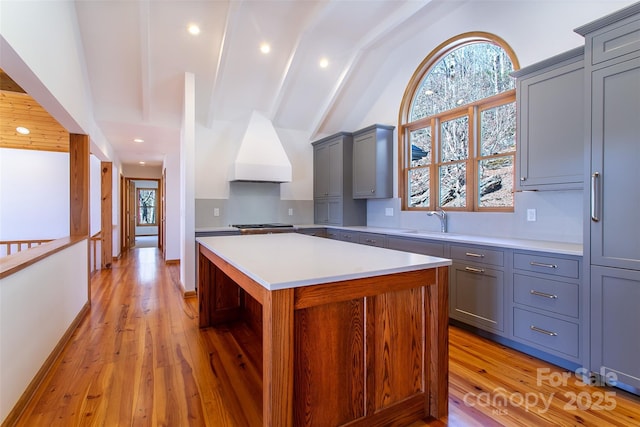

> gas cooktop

[{"left": 231, "top": 223, "right": 294, "bottom": 229}]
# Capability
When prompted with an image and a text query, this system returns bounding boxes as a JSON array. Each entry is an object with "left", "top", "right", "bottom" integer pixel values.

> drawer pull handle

[
  {"left": 465, "top": 266, "right": 485, "bottom": 274},
  {"left": 465, "top": 252, "right": 485, "bottom": 258},
  {"left": 530, "top": 261, "right": 557, "bottom": 269},
  {"left": 530, "top": 325, "right": 557, "bottom": 336},
  {"left": 366, "top": 239, "right": 376, "bottom": 243},
  {"left": 530, "top": 290, "right": 558, "bottom": 299}
]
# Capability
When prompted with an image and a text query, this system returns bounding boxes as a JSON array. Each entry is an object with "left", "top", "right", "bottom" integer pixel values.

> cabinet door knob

[
  {"left": 371, "top": 189, "right": 375, "bottom": 193},
  {"left": 520, "top": 177, "right": 527, "bottom": 181}
]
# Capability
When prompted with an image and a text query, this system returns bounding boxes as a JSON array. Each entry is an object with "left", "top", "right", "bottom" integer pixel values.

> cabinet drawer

[
  {"left": 590, "top": 18, "right": 640, "bottom": 65},
  {"left": 339, "top": 231, "right": 358, "bottom": 243},
  {"left": 513, "top": 274, "right": 579, "bottom": 318},
  {"left": 358, "top": 232, "right": 385, "bottom": 247},
  {"left": 513, "top": 253, "right": 579, "bottom": 279},
  {"left": 513, "top": 308, "right": 579, "bottom": 358},
  {"left": 450, "top": 244, "right": 503, "bottom": 267},
  {"left": 451, "top": 264, "right": 504, "bottom": 333},
  {"left": 326, "top": 229, "right": 340, "bottom": 240},
  {"left": 386, "top": 236, "right": 444, "bottom": 257}
]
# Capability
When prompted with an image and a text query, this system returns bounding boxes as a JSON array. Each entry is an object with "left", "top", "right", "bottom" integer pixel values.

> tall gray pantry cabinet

[
  {"left": 312, "top": 132, "right": 366, "bottom": 226},
  {"left": 575, "top": 3, "right": 640, "bottom": 391}
]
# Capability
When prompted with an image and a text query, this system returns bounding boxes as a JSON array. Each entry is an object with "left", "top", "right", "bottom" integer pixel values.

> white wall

[
  {"left": 89, "top": 154, "right": 102, "bottom": 236},
  {"left": 0, "top": 149, "right": 69, "bottom": 242},
  {"left": 164, "top": 144, "right": 181, "bottom": 262},
  {"left": 0, "top": 240, "right": 88, "bottom": 423},
  {"left": 180, "top": 72, "right": 196, "bottom": 293}
]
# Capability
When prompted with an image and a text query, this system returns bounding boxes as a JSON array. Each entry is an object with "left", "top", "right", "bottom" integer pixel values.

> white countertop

[
  {"left": 195, "top": 224, "right": 583, "bottom": 256},
  {"left": 330, "top": 226, "right": 583, "bottom": 256},
  {"left": 197, "top": 233, "right": 451, "bottom": 291}
]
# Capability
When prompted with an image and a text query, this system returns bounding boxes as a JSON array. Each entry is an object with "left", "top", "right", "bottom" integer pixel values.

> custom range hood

[{"left": 229, "top": 111, "right": 292, "bottom": 183}]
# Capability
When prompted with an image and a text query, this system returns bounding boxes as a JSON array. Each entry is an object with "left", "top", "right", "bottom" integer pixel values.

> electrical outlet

[
  {"left": 288, "top": 208, "right": 293, "bottom": 216},
  {"left": 214, "top": 208, "right": 220, "bottom": 217},
  {"left": 527, "top": 208, "right": 536, "bottom": 222},
  {"left": 385, "top": 208, "right": 394, "bottom": 217}
]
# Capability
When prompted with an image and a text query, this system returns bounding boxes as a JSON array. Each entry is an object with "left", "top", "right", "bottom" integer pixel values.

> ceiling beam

[
  {"left": 268, "top": 0, "right": 332, "bottom": 121},
  {"left": 139, "top": 0, "right": 151, "bottom": 122},
  {"left": 206, "top": 0, "right": 244, "bottom": 128},
  {"left": 309, "top": 0, "right": 434, "bottom": 138}
]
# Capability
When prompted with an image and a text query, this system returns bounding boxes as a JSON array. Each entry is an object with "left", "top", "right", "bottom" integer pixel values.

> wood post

[
  {"left": 101, "top": 162, "right": 113, "bottom": 268},
  {"left": 69, "top": 134, "right": 90, "bottom": 237}
]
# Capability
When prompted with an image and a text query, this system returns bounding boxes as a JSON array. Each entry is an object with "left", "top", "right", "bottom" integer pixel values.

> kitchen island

[{"left": 197, "top": 233, "right": 451, "bottom": 426}]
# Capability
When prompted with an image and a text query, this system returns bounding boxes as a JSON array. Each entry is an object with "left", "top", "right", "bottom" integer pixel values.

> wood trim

[
  {"left": 183, "top": 290, "right": 196, "bottom": 298},
  {"left": 262, "top": 288, "right": 295, "bottom": 427},
  {"left": 101, "top": 162, "right": 113, "bottom": 268},
  {"left": 397, "top": 32, "right": 519, "bottom": 213},
  {"left": 165, "top": 259, "right": 180, "bottom": 265},
  {"left": 69, "top": 134, "right": 89, "bottom": 237},
  {"left": 198, "top": 244, "right": 266, "bottom": 305},
  {"left": 0, "top": 236, "right": 86, "bottom": 279},
  {"left": 428, "top": 266, "right": 449, "bottom": 418},
  {"left": 294, "top": 269, "right": 437, "bottom": 309},
  {"left": 0, "top": 302, "right": 90, "bottom": 427}
]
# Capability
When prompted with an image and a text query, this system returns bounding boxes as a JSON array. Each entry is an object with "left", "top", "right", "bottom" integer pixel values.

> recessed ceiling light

[
  {"left": 456, "top": 98, "right": 464, "bottom": 105},
  {"left": 16, "top": 126, "right": 30, "bottom": 135},
  {"left": 319, "top": 57, "right": 329, "bottom": 68},
  {"left": 188, "top": 24, "right": 200, "bottom": 35},
  {"left": 425, "top": 90, "right": 434, "bottom": 95},
  {"left": 139, "top": 161, "right": 146, "bottom": 166},
  {"left": 133, "top": 138, "right": 144, "bottom": 143},
  {"left": 260, "top": 43, "right": 271, "bottom": 54}
]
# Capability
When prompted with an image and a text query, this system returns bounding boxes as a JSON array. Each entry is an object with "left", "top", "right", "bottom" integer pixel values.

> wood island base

[{"left": 198, "top": 242, "right": 449, "bottom": 426}]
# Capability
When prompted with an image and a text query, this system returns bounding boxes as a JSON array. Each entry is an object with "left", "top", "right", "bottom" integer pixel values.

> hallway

[{"left": 11, "top": 247, "right": 640, "bottom": 426}]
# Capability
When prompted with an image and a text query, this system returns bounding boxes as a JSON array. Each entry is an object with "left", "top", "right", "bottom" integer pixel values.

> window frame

[
  {"left": 136, "top": 187, "right": 157, "bottom": 226},
  {"left": 398, "top": 32, "right": 519, "bottom": 212}
]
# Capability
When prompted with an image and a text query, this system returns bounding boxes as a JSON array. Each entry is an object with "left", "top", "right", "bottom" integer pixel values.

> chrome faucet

[{"left": 427, "top": 207, "right": 447, "bottom": 233}]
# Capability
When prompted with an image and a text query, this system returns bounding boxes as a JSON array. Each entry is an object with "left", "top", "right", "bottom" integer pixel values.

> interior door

[{"left": 128, "top": 179, "right": 136, "bottom": 249}]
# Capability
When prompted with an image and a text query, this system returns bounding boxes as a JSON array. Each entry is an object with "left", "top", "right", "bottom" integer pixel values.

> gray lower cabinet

[
  {"left": 512, "top": 47, "right": 584, "bottom": 190},
  {"left": 313, "top": 133, "right": 366, "bottom": 225},
  {"left": 357, "top": 232, "right": 386, "bottom": 248},
  {"left": 449, "top": 244, "right": 505, "bottom": 334},
  {"left": 590, "top": 266, "right": 640, "bottom": 389},
  {"left": 386, "top": 236, "right": 444, "bottom": 257},
  {"left": 352, "top": 124, "right": 394, "bottom": 199},
  {"left": 296, "top": 227, "right": 327, "bottom": 238},
  {"left": 325, "top": 228, "right": 359, "bottom": 243},
  {"left": 511, "top": 251, "right": 583, "bottom": 363}
]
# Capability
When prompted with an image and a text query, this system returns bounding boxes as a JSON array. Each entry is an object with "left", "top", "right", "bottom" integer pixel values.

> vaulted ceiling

[{"left": 72, "top": 0, "right": 440, "bottom": 166}]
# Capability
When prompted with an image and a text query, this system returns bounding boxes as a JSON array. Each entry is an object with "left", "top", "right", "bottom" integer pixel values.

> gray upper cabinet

[
  {"left": 312, "top": 133, "right": 366, "bottom": 226},
  {"left": 352, "top": 124, "right": 395, "bottom": 199},
  {"left": 588, "top": 56, "right": 640, "bottom": 271},
  {"left": 576, "top": 2, "right": 640, "bottom": 391},
  {"left": 512, "top": 47, "right": 584, "bottom": 190}
]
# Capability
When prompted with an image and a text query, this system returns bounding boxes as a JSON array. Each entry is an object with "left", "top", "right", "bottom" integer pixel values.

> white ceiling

[{"left": 74, "top": 0, "right": 439, "bottom": 166}]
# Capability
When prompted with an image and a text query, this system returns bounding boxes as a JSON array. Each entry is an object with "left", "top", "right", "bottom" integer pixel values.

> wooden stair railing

[
  {"left": 90, "top": 231, "right": 102, "bottom": 273},
  {"left": 0, "top": 239, "right": 54, "bottom": 257}
]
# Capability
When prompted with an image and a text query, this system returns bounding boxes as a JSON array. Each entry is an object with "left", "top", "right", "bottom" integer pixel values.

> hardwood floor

[{"left": 11, "top": 247, "right": 640, "bottom": 426}]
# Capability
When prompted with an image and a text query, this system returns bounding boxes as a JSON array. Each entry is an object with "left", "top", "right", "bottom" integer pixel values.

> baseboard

[
  {"left": 2, "top": 301, "right": 90, "bottom": 427},
  {"left": 165, "top": 259, "right": 180, "bottom": 265},
  {"left": 184, "top": 290, "right": 197, "bottom": 298}
]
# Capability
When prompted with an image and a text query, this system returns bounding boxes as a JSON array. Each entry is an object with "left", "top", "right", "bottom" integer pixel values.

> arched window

[{"left": 399, "top": 32, "right": 519, "bottom": 211}]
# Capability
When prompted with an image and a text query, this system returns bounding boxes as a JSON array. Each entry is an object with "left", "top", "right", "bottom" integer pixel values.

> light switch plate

[
  {"left": 385, "top": 208, "right": 394, "bottom": 217},
  {"left": 527, "top": 209, "right": 536, "bottom": 222},
  {"left": 288, "top": 208, "right": 293, "bottom": 216},
  {"left": 214, "top": 208, "right": 220, "bottom": 217}
]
